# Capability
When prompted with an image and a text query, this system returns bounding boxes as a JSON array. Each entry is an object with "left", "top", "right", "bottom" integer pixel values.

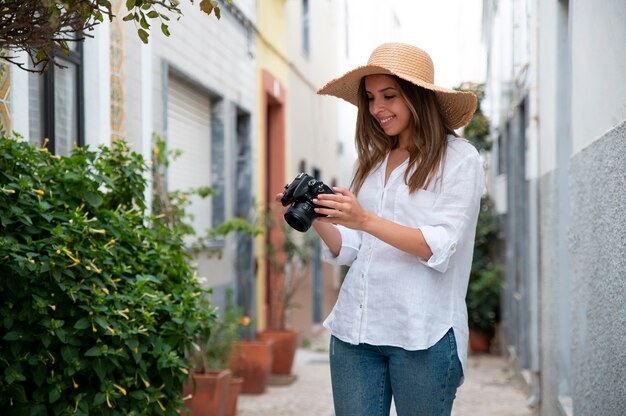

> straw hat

[{"left": 317, "top": 42, "right": 477, "bottom": 129}]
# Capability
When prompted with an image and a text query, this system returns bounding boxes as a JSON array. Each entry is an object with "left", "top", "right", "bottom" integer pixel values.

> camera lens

[{"left": 284, "top": 202, "right": 316, "bottom": 232}]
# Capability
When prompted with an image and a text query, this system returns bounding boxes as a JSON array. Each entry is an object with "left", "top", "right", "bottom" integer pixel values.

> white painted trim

[
  {"left": 83, "top": 20, "right": 111, "bottom": 148},
  {"left": 141, "top": 42, "right": 153, "bottom": 213},
  {"left": 10, "top": 52, "right": 30, "bottom": 139}
]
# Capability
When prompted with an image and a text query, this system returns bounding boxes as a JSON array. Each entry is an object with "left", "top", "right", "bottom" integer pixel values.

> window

[
  {"left": 302, "top": 0, "right": 310, "bottom": 57},
  {"left": 28, "top": 42, "right": 84, "bottom": 155}
]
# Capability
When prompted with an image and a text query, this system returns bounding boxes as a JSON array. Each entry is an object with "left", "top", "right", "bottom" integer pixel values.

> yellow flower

[
  {"left": 114, "top": 384, "right": 127, "bottom": 396},
  {"left": 157, "top": 399, "right": 166, "bottom": 412},
  {"left": 102, "top": 287, "right": 109, "bottom": 295},
  {"left": 72, "top": 378, "right": 79, "bottom": 389},
  {"left": 107, "top": 326, "right": 115, "bottom": 335},
  {"left": 140, "top": 375, "right": 150, "bottom": 388},
  {"left": 49, "top": 305, "right": 56, "bottom": 311},
  {"left": 239, "top": 316, "right": 251, "bottom": 326},
  {"left": 31, "top": 188, "right": 45, "bottom": 196},
  {"left": 62, "top": 249, "right": 80, "bottom": 264}
]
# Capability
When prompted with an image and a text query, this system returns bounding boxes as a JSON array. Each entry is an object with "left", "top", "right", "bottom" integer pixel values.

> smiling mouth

[{"left": 378, "top": 115, "right": 394, "bottom": 128}]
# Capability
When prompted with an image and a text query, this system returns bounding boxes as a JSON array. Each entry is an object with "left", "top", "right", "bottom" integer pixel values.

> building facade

[
  {"left": 4, "top": 0, "right": 259, "bottom": 314},
  {"left": 482, "top": 0, "right": 626, "bottom": 414}
]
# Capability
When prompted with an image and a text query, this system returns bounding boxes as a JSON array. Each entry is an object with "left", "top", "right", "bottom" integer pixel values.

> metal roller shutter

[{"left": 167, "top": 76, "right": 212, "bottom": 238}]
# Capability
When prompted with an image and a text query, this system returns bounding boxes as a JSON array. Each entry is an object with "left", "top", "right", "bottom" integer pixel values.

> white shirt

[{"left": 322, "top": 136, "right": 484, "bottom": 380}]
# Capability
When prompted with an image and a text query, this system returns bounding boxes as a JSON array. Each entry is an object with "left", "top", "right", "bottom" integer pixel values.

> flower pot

[
  {"left": 229, "top": 339, "right": 274, "bottom": 394},
  {"left": 469, "top": 329, "right": 492, "bottom": 353},
  {"left": 257, "top": 329, "right": 299, "bottom": 375},
  {"left": 225, "top": 376, "right": 243, "bottom": 416},
  {"left": 181, "top": 369, "right": 231, "bottom": 416}
]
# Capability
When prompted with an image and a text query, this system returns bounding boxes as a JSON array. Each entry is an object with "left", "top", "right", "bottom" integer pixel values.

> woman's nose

[{"left": 370, "top": 98, "right": 384, "bottom": 114}]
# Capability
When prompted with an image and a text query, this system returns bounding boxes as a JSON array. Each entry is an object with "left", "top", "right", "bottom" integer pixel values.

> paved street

[{"left": 237, "top": 331, "right": 537, "bottom": 416}]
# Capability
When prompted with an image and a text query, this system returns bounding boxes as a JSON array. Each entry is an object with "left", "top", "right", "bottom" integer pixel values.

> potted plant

[
  {"left": 177, "top": 289, "right": 231, "bottom": 416},
  {"left": 466, "top": 195, "right": 502, "bottom": 352},
  {"left": 205, "top": 289, "right": 248, "bottom": 416},
  {"left": 257, "top": 208, "right": 317, "bottom": 381}
]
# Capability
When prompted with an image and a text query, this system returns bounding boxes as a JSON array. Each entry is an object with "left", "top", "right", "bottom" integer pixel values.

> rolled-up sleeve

[
  {"left": 418, "top": 153, "right": 484, "bottom": 273},
  {"left": 321, "top": 225, "right": 362, "bottom": 266}
]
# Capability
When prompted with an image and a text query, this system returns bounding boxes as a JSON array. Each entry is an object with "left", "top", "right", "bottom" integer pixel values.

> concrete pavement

[{"left": 236, "top": 331, "right": 537, "bottom": 416}]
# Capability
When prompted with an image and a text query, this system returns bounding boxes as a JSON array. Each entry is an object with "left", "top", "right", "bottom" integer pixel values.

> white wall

[
  {"left": 147, "top": 1, "right": 258, "bottom": 290},
  {"left": 9, "top": 53, "right": 29, "bottom": 139},
  {"left": 83, "top": 21, "right": 111, "bottom": 149},
  {"left": 285, "top": 0, "right": 344, "bottom": 185},
  {"left": 570, "top": 0, "right": 626, "bottom": 153}
]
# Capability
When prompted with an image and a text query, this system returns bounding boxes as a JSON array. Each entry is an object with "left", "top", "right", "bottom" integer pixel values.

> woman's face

[{"left": 364, "top": 74, "right": 412, "bottom": 142}]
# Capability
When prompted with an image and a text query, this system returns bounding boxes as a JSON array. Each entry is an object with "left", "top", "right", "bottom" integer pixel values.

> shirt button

[{"left": 359, "top": 304, "right": 363, "bottom": 308}]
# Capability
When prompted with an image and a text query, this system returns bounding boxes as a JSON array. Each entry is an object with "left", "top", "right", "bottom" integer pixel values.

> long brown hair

[{"left": 351, "top": 76, "right": 457, "bottom": 195}]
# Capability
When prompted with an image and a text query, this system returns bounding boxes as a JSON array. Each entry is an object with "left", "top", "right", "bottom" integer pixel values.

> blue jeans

[{"left": 329, "top": 329, "right": 463, "bottom": 416}]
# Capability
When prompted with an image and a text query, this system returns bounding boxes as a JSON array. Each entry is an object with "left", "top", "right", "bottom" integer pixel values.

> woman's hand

[{"left": 313, "top": 187, "right": 370, "bottom": 231}]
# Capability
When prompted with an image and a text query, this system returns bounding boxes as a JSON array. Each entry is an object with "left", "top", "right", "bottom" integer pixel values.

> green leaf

[
  {"left": 84, "top": 346, "right": 102, "bottom": 357},
  {"left": 5, "top": 363, "right": 25, "bottom": 384},
  {"left": 147, "top": 10, "right": 158, "bottom": 18},
  {"left": 3, "top": 316, "right": 13, "bottom": 329},
  {"left": 74, "top": 318, "right": 90, "bottom": 330},
  {"left": 161, "top": 23, "right": 170, "bottom": 36},
  {"left": 84, "top": 191, "right": 103, "bottom": 207},
  {"left": 140, "top": 15, "right": 150, "bottom": 29},
  {"left": 93, "top": 392, "right": 105, "bottom": 406},
  {"left": 122, "top": 13, "right": 135, "bottom": 22},
  {"left": 61, "top": 346, "right": 77, "bottom": 363},
  {"left": 92, "top": 359, "right": 106, "bottom": 382},
  {"left": 137, "top": 28, "right": 149, "bottom": 44},
  {"left": 126, "top": 0, "right": 136, "bottom": 9},
  {"left": 32, "top": 364, "right": 46, "bottom": 387},
  {"left": 41, "top": 333, "right": 52, "bottom": 348},
  {"left": 49, "top": 388, "right": 61, "bottom": 403},
  {"left": 94, "top": 316, "right": 108, "bottom": 329},
  {"left": 3, "top": 331, "right": 20, "bottom": 341}
]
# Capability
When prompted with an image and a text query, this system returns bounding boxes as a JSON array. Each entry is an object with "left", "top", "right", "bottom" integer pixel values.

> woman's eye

[{"left": 384, "top": 95, "right": 395, "bottom": 100}]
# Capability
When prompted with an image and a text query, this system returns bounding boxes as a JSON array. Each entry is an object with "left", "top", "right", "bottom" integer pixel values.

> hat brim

[{"left": 317, "top": 65, "right": 477, "bottom": 129}]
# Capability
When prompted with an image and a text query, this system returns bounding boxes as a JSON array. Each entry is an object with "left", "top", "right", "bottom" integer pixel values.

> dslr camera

[{"left": 281, "top": 173, "right": 334, "bottom": 232}]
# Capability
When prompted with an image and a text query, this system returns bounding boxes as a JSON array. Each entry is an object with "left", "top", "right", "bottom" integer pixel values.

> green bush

[
  {"left": 466, "top": 195, "right": 502, "bottom": 338},
  {"left": 0, "top": 135, "right": 215, "bottom": 415}
]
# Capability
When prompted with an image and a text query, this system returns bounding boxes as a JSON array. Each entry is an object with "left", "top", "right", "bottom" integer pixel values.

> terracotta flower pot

[
  {"left": 469, "top": 329, "right": 492, "bottom": 353},
  {"left": 257, "top": 329, "right": 299, "bottom": 375},
  {"left": 225, "top": 376, "right": 243, "bottom": 416},
  {"left": 229, "top": 339, "right": 274, "bottom": 394},
  {"left": 181, "top": 369, "right": 231, "bottom": 416}
]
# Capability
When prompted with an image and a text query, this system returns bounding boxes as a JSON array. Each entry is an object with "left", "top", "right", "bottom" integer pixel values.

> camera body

[{"left": 281, "top": 172, "right": 334, "bottom": 232}]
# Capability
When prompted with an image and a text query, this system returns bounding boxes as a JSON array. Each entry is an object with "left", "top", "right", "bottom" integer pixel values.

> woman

[{"left": 281, "top": 43, "right": 483, "bottom": 415}]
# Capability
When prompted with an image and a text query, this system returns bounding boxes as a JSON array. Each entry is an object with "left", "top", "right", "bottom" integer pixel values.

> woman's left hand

[{"left": 313, "top": 187, "right": 370, "bottom": 231}]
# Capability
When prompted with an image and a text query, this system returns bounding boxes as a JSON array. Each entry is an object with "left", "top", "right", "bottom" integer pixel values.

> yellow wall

[{"left": 254, "top": 0, "right": 289, "bottom": 331}]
